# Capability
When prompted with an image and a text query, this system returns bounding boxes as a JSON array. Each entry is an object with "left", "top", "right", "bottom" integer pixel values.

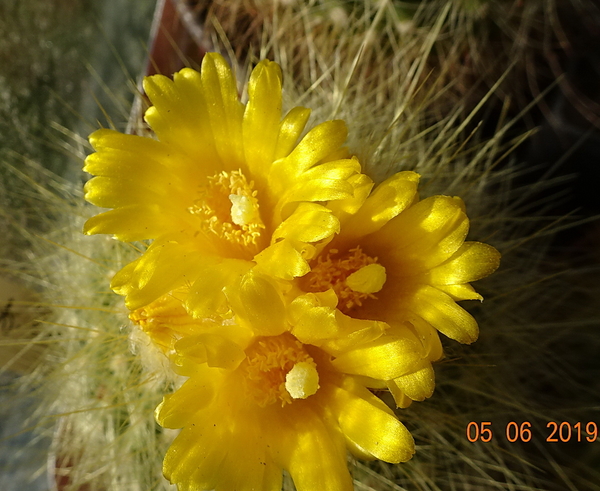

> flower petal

[
  {"left": 409, "top": 285, "right": 479, "bottom": 344},
  {"left": 83, "top": 204, "right": 185, "bottom": 241},
  {"left": 254, "top": 239, "right": 313, "bottom": 280},
  {"left": 276, "top": 177, "right": 355, "bottom": 221},
  {"left": 185, "top": 259, "right": 253, "bottom": 318},
  {"left": 156, "top": 369, "right": 216, "bottom": 428},
  {"left": 331, "top": 331, "right": 424, "bottom": 380},
  {"left": 326, "top": 173, "right": 375, "bottom": 224},
  {"left": 274, "top": 106, "right": 312, "bottom": 160},
  {"left": 162, "top": 406, "right": 228, "bottom": 490},
  {"left": 341, "top": 171, "right": 420, "bottom": 242},
  {"left": 267, "top": 121, "right": 350, "bottom": 217},
  {"left": 85, "top": 129, "right": 187, "bottom": 180},
  {"left": 271, "top": 202, "right": 340, "bottom": 244},
  {"left": 225, "top": 271, "right": 287, "bottom": 336},
  {"left": 174, "top": 332, "right": 246, "bottom": 371},
  {"left": 276, "top": 119, "right": 348, "bottom": 177},
  {"left": 428, "top": 241, "right": 501, "bottom": 285},
  {"left": 83, "top": 176, "right": 165, "bottom": 208},
  {"left": 142, "top": 68, "right": 222, "bottom": 173},
  {"left": 289, "top": 291, "right": 387, "bottom": 351},
  {"left": 330, "top": 377, "right": 415, "bottom": 463},
  {"left": 243, "top": 60, "right": 283, "bottom": 180},
  {"left": 436, "top": 283, "right": 483, "bottom": 301},
  {"left": 374, "top": 195, "right": 469, "bottom": 272},
  {"left": 389, "top": 363, "right": 436, "bottom": 404},
  {"left": 288, "top": 292, "right": 340, "bottom": 343},
  {"left": 111, "top": 236, "right": 211, "bottom": 310},
  {"left": 200, "top": 53, "right": 245, "bottom": 166},
  {"left": 282, "top": 404, "right": 353, "bottom": 491}
]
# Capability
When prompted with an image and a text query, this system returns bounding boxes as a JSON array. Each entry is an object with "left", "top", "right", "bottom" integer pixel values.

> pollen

[
  {"left": 188, "top": 169, "right": 265, "bottom": 250},
  {"left": 241, "top": 333, "right": 319, "bottom": 407},
  {"left": 303, "top": 246, "right": 387, "bottom": 313}
]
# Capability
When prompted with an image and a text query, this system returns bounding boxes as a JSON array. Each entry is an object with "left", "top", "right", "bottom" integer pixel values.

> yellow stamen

[
  {"left": 303, "top": 246, "right": 387, "bottom": 313},
  {"left": 188, "top": 169, "right": 265, "bottom": 249},
  {"left": 241, "top": 334, "right": 319, "bottom": 407}
]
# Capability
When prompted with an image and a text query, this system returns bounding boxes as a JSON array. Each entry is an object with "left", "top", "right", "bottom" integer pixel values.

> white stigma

[
  {"left": 346, "top": 263, "right": 387, "bottom": 293},
  {"left": 285, "top": 362, "right": 320, "bottom": 400},
  {"left": 229, "top": 194, "right": 259, "bottom": 226}
]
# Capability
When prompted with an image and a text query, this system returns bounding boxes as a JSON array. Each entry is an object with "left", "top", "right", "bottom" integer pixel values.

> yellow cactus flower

[
  {"left": 292, "top": 171, "right": 501, "bottom": 407},
  {"left": 150, "top": 271, "right": 424, "bottom": 491},
  {"left": 83, "top": 53, "right": 358, "bottom": 313}
]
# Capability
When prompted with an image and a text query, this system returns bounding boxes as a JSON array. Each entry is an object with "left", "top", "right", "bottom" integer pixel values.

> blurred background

[
  {"left": 1, "top": 1, "right": 599, "bottom": 490},
  {"left": 1, "top": 2, "right": 155, "bottom": 489}
]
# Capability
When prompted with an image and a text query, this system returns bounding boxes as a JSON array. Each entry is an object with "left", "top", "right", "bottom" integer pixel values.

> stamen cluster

[
  {"left": 188, "top": 169, "right": 264, "bottom": 249},
  {"left": 241, "top": 334, "right": 317, "bottom": 407},
  {"left": 303, "top": 246, "right": 381, "bottom": 312}
]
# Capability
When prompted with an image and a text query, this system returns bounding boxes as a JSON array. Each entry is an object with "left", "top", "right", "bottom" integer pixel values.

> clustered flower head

[{"left": 83, "top": 52, "right": 500, "bottom": 491}]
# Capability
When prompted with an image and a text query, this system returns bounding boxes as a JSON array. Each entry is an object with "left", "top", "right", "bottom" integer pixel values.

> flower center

[
  {"left": 188, "top": 169, "right": 265, "bottom": 250},
  {"left": 240, "top": 333, "right": 319, "bottom": 407},
  {"left": 302, "top": 246, "right": 387, "bottom": 313}
]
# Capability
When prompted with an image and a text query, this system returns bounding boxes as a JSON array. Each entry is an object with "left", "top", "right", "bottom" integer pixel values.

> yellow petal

[
  {"left": 330, "top": 377, "right": 415, "bottom": 463},
  {"left": 436, "top": 283, "right": 483, "bottom": 301},
  {"left": 390, "top": 363, "right": 436, "bottom": 402},
  {"left": 279, "top": 119, "right": 348, "bottom": 176},
  {"left": 142, "top": 69, "right": 222, "bottom": 173},
  {"left": 289, "top": 292, "right": 340, "bottom": 343},
  {"left": 410, "top": 285, "right": 479, "bottom": 344},
  {"left": 289, "top": 292, "right": 387, "bottom": 350},
  {"left": 301, "top": 157, "right": 361, "bottom": 182},
  {"left": 375, "top": 195, "right": 469, "bottom": 272},
  {"left": 271, "top": 202, "right": 340, "bottom": 244},
  {"left": 243, "top": 60, "right": 283, "bottom": 179},
  {"left": 283, "top": 405, "right": 353, "bottom": 491},
  {"left": 174, "top": 332, "right": 246, "bottom": 371},
  {"left": 185, "top": 259, "right": 253, "bottom": 318},
  {"left": 276, "top": 177, "right": 355, "bottom": 221},
  {"left": 162, "top": 407, "right": 228, "bottom": 489},
  {"left": 254, "top": 239, "right": 312, "bottom": 280},
  {"left": 200, "top": 53, "right": 245, "bottom": 167},
  {"left": 326, "top": 173, "right": 374, "bottom": 224},
  {"left": 321, "top": 312, "right": 387, "bottom": 354},
  {"left": 331, "top": 333, "right": 423, "bottom": 379},
  {"left": 161, "top": 373, "right": 284, "bottom": 491},
  {"left": 386, "top": 384, "right": 413, "bottom": 409},
  {"left": 84, "top": 176, "right": 165, "bottom": 208},
  {"left": 156, "top": 370, "right": 216, "bottom": 428},
  {"left": 214, "top": 421, "right": 282, "bottom": 491},
  {"left": 267, "top": 121, "right": 351, "bottom": 214},
  {"left": 341, "top": 171, "right": 420, "bottom": 242},
  {"left": 85, "top": 129, "right": 199, "bottom": 187},
  {"left": 85, "top": 129, "right": 181, "bottom": 179},
  {"left": 83, "top": 204, "right": 184, "bottom": 241},
  {"left": 111, "top": 237, "right": 211, "bottom": 310},
  {"left": 403, "top": 317, "right": 444, "bottom": 361},
  {"left": 428, "top": 241, "right": 501, "bottom": 285},
  {"left": 225, "top": 271, "right": 287, "bottom": 336},
  {"left": 274, "top": 106, "right": 311, "bottom": 160}
]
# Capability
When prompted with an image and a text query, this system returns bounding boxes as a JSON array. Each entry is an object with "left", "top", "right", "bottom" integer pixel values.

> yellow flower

[
  {"left": 83, "top": 53, "right": 358, "bottom": 313},
  {"left": 291, "top": 171, "right": 501, "bottom": 407},
  {"left": 147, "top": 272, "right": 422, "bottom": 491}
]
